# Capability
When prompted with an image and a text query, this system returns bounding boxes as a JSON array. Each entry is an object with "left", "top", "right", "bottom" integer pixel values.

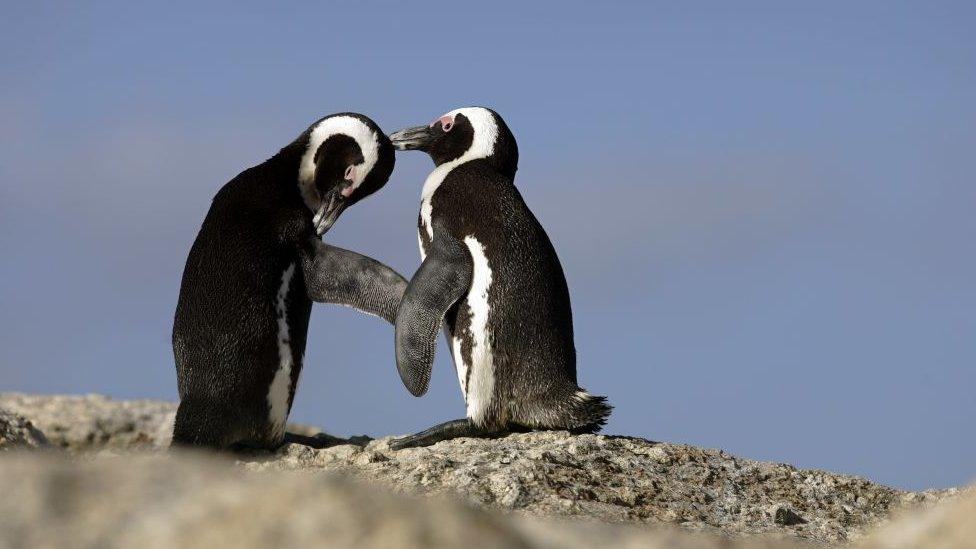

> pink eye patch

[
  {"left": 431, "top": 114, "right": 455, "bottom": 132},
  {"left": 341, "top": 165, "right": 356, "bottom": 197}
]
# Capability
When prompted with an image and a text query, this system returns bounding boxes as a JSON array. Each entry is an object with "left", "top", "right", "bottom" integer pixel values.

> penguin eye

[
  {"left": 431, "top": 115, "right": 455, "bottom": 133},
  {"left": 344, "top": 165, "right": 355, "bottom": 181}
]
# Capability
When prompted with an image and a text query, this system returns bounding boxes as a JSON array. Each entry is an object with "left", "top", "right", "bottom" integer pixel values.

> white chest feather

[
  {"left": 418, "top": 230, "right": 428, "bottom": 262},
  {"left": 268, "top": 262, "right": 296, "bottom": 438},
  {"left": 419, "top": 163, "right": 454, "bottom": 243},
  {"left": 458, "top": 236, "right": 495, "bottom": 423},
  {"left": 451, "top": 336, "right": 467, "bottom": 395}
]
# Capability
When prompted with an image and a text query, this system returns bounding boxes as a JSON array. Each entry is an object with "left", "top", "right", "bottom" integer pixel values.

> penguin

[
  {"left": 387, "top": 107, "right": 611, "bottom": 449},
  {"left": 172, "top": 112, "right": 404, "bottom": 451}
]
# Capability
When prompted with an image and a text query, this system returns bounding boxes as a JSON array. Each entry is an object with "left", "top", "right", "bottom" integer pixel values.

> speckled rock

[
  {"left": 0, "top": 409, "right": 49, "bottom": 450},
  {"left": 0, "top": 393, "right": 326, "bottom": 450},
  {"left": 0, "top": 393, "right": 177, "bottom": 450},
  {"left": 0, "top": 394, "right": 954, "bottom": 546},
  {"left": 244, "top": 432, "right": 948, "bottom": 545},
  {"left": 0, "top": 453, "right": 784, "bottom": 549}
]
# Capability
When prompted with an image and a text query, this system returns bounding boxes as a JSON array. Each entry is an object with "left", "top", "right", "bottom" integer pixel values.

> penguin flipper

[
  {"left": 301, "top": 238, "right": 408, "bottom": 324},
  {"left": 395, "top": 230, "right": 473, "bottom": 397}
]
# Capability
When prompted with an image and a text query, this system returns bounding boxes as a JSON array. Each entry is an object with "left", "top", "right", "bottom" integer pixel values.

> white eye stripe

[
  {"left": 299, "top": 115, "right": 379, "bottom": 191},
  {"left": 444, "top": 107, "right": 497, "bottom": 158}
]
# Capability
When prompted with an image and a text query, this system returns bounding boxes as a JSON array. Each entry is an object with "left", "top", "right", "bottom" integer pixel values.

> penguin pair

[{"left": 172, "top": 108, "right": 611, "bottom": 451}]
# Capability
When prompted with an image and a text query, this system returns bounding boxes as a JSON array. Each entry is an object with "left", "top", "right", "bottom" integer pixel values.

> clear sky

[{"left": 2, "top": 2, "right": 973, "bottom": 490}]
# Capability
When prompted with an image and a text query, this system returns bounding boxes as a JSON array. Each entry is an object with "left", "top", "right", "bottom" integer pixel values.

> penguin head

[
  {"left": 389, "top": 107, "right": 518, "bottom": 178},
  {"left": 298, "top": 113, "right": 395, "bottom": 235}
]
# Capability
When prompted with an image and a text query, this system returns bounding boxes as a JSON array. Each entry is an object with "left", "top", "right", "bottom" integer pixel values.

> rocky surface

[
  {"left": 0, "top": 393, "right": 961, "bottom": 547},
  {"left": 0, "top": 393, "right": 324, "bottom": 450},
  {"left": 854, "top": 486, "right": 974, "bottom": 549},
  {"left": 0, "top": 393, "right": 176, "bottom": 450},
  {"left": 253, "top": 434, "right": 951, "bottom": 544},
  {"left": 0, "top": 409, "right": 49, "bottom": 450},
  {"left": 0, "top": 453, "right": 802, "bottom": 549}
]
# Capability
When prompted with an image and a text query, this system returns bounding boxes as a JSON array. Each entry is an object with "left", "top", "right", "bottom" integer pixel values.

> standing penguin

[
  {"left": 387, "top": 107, "right": 611, "bottom": 449},
  {"left": 172, "top": 113, "right": 403, "bottom": 450}
]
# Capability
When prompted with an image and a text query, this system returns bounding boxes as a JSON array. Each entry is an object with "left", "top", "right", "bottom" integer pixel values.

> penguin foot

[
  {"left": 282, "top": 432, "right": 349, "bottom": 449},
  {"left": 389, "top": 419, "right": 503, "bottom": 450}
]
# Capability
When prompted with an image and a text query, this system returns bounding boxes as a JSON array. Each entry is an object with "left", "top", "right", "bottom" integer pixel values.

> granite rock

[
  {"left": 0, "top": 409, "right": 49, "bottom": 450},
  {"left": 0, "top": 393, "right": 955, "bottom": 546}
]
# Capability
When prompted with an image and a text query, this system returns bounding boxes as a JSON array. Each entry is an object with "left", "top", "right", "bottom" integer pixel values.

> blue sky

[{"left": 1, "top": 2, "right": 974, "bottom": 490}]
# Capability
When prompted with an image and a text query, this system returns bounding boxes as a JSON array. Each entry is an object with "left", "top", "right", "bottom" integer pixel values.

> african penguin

[
  {"left": 172, "top": 113, "right": 405, "bottom": 450},
  {"left": 387, "top": 107, "right": 612, "bottom": 449}
]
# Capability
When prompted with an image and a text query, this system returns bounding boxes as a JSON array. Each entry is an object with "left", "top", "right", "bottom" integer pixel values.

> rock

[
  {"left": 0, "top": 393, "right": 356, "bottom": 451},
  {"left": 0, "top": 453, "right": 524, "bottom": 549},
  {"left": 0, "top": 393, "right": 177, "bottom": 450},
  {"left": 856, "top": 487, "right": 975, "bottom": 549},
  {"left": 773, "top": 505, "right": 807, "bottom": 526},
  {"left": 0, "top": 453, "right": 782, "bottom": 549},
  {"left": 0, "top": 409, "right": 49, "bottom": 450},
  {"left": 248, "top": 432, "right": 946, "bottom": 544},
  {"left": 0, "top": 394, "right": 955, "bottom": 546}
]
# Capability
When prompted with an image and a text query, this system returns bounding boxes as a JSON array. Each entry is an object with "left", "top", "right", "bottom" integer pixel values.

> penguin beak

[
  {"left": 312, "top": 188, "right": 349, "bottom": 236},
  {"left": 389, "top": 125, "right": 435, "bottom": 151}
]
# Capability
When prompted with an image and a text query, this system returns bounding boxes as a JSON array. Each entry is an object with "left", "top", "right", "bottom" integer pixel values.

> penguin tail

[{"left": 564, "top": 389, "right": 613, "bottom": 434}]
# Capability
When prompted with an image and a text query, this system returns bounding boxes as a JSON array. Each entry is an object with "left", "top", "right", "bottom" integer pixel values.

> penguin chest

[
  {"left": 450, "top": 236, "right": 496, "bottom": 425},
  {"left": 267, "top": 262, "right": 298, "bottom": 438}
]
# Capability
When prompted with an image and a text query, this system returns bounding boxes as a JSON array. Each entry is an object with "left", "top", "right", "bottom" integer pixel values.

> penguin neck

[
  {"left": 424, "top": 152, "right": 514, "bottom": 200},
  {"left": 267, "top": 141, "right": 317, "bottom": 214},
  {"left": 432, "top": 148, "right": 516, "bottom": 178}
]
